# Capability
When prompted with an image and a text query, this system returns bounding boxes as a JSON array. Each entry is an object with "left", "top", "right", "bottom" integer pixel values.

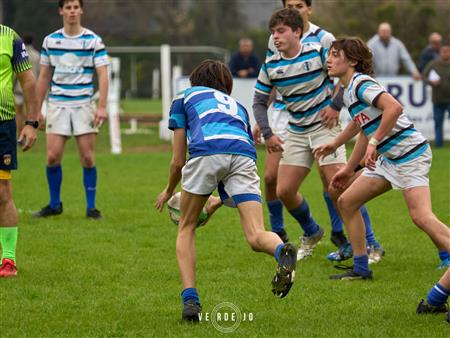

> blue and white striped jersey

[
  {"left": 40, "top": 28, "right": 109, "bottom": 106},
  {"left": 255, "top": 44, "right": 332, "bottom": 133},
  {"left": 345, "top": 73, "right": 428, "bottom": 164},
  {"left": 169, "top": 86, "right": 256, "bottom": 161},
  {"left": 267, "top": 22, "right": 335, "bottom": 59},
  {"left": 266, "top": 23, "right": 335, "bottom": 117}
]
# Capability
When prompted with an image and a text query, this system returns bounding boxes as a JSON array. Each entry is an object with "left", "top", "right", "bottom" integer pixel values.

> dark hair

[
  {"left": 281, "top": 0, "right": 312, "bottom": 6},
  {"left": 22, "top": 34, "right": 34, "bottom": 45},
  {"left": 189, "top": 60, "right": 233, "bottom": 95},
  {"left": 330, "top": 37, "right": 374, "bottom": 76},
  {"left": 269, "top": 8, "right": 304, "bottom": 33},
  {"left": 58, "top": 0, "right": 83, "bottom": 8}
]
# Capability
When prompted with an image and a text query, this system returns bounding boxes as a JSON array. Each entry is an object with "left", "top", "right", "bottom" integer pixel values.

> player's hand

[
  {"left": 365, "top": 144, "right": 378, "bottom": 171},
  {"left": 155, "top": 188, "right": 173, "bottom": 212},
  {"left": 252, "top": 123, "right": 262, "bottom": 144},
  {"left": 331, "top": 166, "right": 353, "bottom": 190},
  {"left": 18, "top": 125, "right": 37, "bottom": 152},
  {"left": 320, "top": 106, "right": 339, "bottom": 129},
  {"left": 37, "top": 112, "right": 46, "bottom": 131},
  {"left": 266, "top": 135, "right": 284, "bottom": 153},
  {"left": 313, "top": 142, "right": 337, "bottom": 160},
  {"left": 412, "top": 71, "right": 422, "bottom": 81},
  {"left": 94, "top": 107, "right": 107, "bottom": 128}
]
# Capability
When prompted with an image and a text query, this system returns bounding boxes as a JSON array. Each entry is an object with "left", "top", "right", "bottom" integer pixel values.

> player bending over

[
  {"left": 155, "top": 60, "right": 297, "bottom": 322},
  {"left": 314, "top": 37, "right": 450, "bottom": 280}
]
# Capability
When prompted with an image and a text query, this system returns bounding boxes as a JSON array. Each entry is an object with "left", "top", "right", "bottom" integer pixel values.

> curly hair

[
  {"left": 189, "top": 60, "right": 233, "bottom": 95},
  {"left": 330, "top": 37, "right": 374, "bottom": 76}
]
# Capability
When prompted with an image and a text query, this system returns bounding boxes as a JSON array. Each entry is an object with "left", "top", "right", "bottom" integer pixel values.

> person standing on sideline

[
  {"left": 418, "top": 32, "right": 442, "bottom": 73},
  {"left": 422, "top": 39, "right": 450, "bottom": 148},
  {"left": 34, "top": 0, "right": 109, "bottom": 219},
  {"left": 155, "top": 60, "right": 297, "bottom": 322},
  {"left": 0, "top": 24, "right": 39, "bottom": 277},
  {"left": 229, "top": 37, "right": 261, "bottom": 78},
  {"left": 367, "top": 22, "right": 421, "bottom": 80},
  {"left": 13, "top": 34, "right": 40, "bottom": 135}
]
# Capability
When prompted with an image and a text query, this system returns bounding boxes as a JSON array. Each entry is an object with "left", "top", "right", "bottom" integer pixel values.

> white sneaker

[
  {"left": 368, "top": 245, "right": 385, "bottom": 264},
  {"left": 297, "top": 227, "right": 324, "bottom": 261}
]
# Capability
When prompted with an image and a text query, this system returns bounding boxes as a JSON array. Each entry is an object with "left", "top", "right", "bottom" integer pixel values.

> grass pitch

[{"left": 1, "top": 126, "right": 449, "bottom": 337}]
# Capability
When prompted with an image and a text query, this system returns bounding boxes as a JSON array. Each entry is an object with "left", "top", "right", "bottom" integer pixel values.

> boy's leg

[
  {"left": 403, "top": 186, "right": 450, "bottom": 254},
  {"left": 178, "top": 190, "right": 209, "bottom": 321},
  {"left": 0, "top": 179, "right": 19, "bottom": 277},
  {"left": 417, "top": 267, "right": 450, "bottom": 315},
  {"left": 264, "top": 151, "right": 288, "bottom": 242},
  {"left": 331, "top": 175, "right": 390, "bottom": 280}
]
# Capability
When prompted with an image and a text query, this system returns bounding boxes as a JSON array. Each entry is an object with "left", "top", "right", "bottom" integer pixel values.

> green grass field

[
  {"left": 1, "top": 126, "right": 449, "bottom": 337},
  {"left": 121, "top": 99, "right": 162, "bottom": 115}
]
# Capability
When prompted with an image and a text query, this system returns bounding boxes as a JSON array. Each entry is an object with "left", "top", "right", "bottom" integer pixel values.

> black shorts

[{"left": 0, "top": 119, "right": 17, "bottom": 170}]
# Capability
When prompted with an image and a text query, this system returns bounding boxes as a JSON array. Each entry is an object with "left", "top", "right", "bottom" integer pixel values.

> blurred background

[{"left": 3, "top": 0, "right": 449, "bottom": 99}]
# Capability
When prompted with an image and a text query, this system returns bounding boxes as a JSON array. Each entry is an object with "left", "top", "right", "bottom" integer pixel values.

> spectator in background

[
  {"left": 14, "top": 34, "right": 40, "bottom": 135},
  {"left": 418, "top": 32, "right": 442, "bottom": 73},
  {"left": 229, "top": 37, "right": 260, "bottom": 78},
  {"left": 422, "top": 38, "right": 450, "bottom": 148},
  {"left": 367, "top": 22, "right": 421, "bottom": 80}
]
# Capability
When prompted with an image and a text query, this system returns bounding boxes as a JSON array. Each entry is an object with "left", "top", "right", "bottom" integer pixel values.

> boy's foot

[
  {"left": 330, "top": 269, "right": 373, "bottom": 280},
  {"left": 182, "top": 299, "right": 202, "bottom": 322},
  {"left": 416, "top": 299, "right": 448, "bottom": 314},
  {"left": 87, "top": 208, "right": 102, "bottom": 220},
  {"left": 0, "top": 259, "right": 17, "bottom": 278},
  {"left": 327, "top": 242, "right": 353, "bottom": 262},
  {"left": 272, "top": 243, "right": 297, "bottom": 298},
  {"left": 330, "top": 231, "right": 348, "bottom": 248},
  {"left": 33, "top": 203, "right": 63, "bottom": 217},
  {"left": 297, "top": 227, "right": 324, "bottom": 261},
  {"left": 368, "top": 245, "right": 385, "bottom": 264}
]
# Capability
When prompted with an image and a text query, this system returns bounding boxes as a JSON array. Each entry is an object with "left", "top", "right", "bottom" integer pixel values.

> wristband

[{"left": 368, "top": 137, "right": 379, "bottom": 146}]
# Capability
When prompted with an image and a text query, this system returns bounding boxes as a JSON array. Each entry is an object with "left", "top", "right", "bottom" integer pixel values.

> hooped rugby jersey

[
  {"left": 255, "top": 43, "right": 332, "bottom": 134},
  {"left": 0, "top": 25, "right": 32, "bottom": 121},
  {"left": 267, "top": 23, "right": 335, "bottom": 112},
  {"left": 40, "top": 28, "right": 109, "bottom": 106},
  {"left": 344, "top": 73, "right": 428, "bottom": 164},
  {"left": 169, "top": 86, "right": 256, "bottom": 161}
]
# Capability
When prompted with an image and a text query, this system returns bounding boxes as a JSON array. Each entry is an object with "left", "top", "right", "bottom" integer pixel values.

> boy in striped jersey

[
  {"left": 254, "top": 8, "right": 381, "bottom": 262},
  {"left": 0, "top": 25, "right": 39, "bottom": 277},
  {"left": 315, "top": 37, "right": 450, "bottom": 279},
  {"left": 155, "top": 60, "right": 297, "bottom": 322},
  {"left": 256, "top": 1, "right": 383, "bottom": 263},
  {"left": 35, "top": 0, "right": 109, "bottom": 219}
]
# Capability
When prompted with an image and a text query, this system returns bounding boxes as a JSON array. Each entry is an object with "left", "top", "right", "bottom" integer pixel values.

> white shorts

[
  {"left": 280, "top": 125, "right": 347, "bottom": 168},
  {"left": 46, "top": 102, "right": 98, "bottom": 136},
  {"left": 182, "top": 154, "right": 261, "bottom": 207},
  {"left": 362, "top": 146, "right": 432, "bottom": 190},
  {"left": 268, "top": 104, "right": 289, "bottom": 142}
]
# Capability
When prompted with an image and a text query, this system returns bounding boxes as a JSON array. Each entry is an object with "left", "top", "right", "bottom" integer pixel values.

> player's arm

[
  {"left": 314, "top": 120, "right": 360, "bottom": 160},
  {"left": 36, "top": 64, "right": 52, "bottom": 125},
  {"left": 155, "top": 129, "right": 187, "bottom": 212},
  {"left": 16, "top": 69, "right": 38, "bottom": 151},
  {"left": 94, "top": 65, "right": 109, "bottom": 127}
]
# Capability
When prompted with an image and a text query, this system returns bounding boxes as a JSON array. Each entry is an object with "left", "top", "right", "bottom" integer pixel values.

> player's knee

[
  {"left": 0, "top": 184, "right": 12, "bottom": 206},
  {"left": 337, "top": 195, "right": 356, "bottom": 214},
  {"left": 264, "top": 171, "right": 277, "bottom": 189},
  {"left": 47, "top": 152, "right": 61, "bottom": 166},
  {"left": 410, "top": 211, "right": 434, "bottom": 229},
  {"left": 276, "top": 185, "right": 293, "bottom": 202}
]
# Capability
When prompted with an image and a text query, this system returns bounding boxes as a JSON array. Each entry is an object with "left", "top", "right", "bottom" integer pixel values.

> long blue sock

[
  {"left": 438, "top": 251, "right": 450, "bottom": 262},
  {"left": 288, "top": 199, "right": 319, "bottom": 236},
  {"left": 46, "top": 165, "right": 62, "bottom": 209},
  {"left": 323, "top": 192, "right": 343, "bottom": 232},
  {"left": 267, "top": 200, "right": 284, "bottom": 233},
  {"left": 274, "top": 243, "right": 284, "bottom": 262},
  {"left": 427, "top": 283, "right": 449, "bottom": 306},
  {"left": 83, "top": 167, "right": 97, "bottom": 211},
  {"left": 353, "top": 254, "right": 371, "bottom": 276},
  {"left": 181, "top": 287, "right": 201, "bottom": 305},
  {"left": 361, "top": 205, "right": 380, "bottom": 248}
]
